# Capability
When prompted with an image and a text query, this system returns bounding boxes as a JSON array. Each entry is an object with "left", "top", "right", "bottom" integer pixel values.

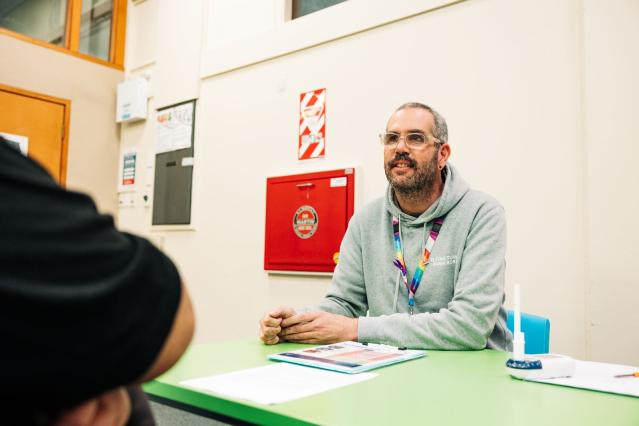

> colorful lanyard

[{"left": 392, "top": 216, "right": 445, "bottom": 314}]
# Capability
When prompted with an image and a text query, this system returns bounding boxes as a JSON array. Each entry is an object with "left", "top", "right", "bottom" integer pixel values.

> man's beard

[{"left": 384, "top": 152, "right": 439, "bottom": 200}]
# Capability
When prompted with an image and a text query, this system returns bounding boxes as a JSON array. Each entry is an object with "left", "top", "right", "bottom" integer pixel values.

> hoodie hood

[{"left": 385, "top": 162, "right": 469, "bottom": 226}]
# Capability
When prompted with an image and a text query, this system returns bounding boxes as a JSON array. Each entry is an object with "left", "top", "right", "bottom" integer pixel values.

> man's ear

[{"left": 438, "top": 143, "right": 451, "bottom": 169}]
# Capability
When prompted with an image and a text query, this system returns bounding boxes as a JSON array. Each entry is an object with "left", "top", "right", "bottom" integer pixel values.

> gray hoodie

[{"left": 309, "top": 163, "right": 512, "bottom": 351}]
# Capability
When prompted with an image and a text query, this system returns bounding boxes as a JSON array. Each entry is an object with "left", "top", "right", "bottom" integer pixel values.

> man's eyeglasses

[{"left": 379, "top": 132, "right": 441, "bottom": 149}]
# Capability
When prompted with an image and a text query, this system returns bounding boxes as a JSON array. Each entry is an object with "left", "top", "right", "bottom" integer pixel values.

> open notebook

[{"left": 269, "top": 341, "right": 426, "bottom": 374}]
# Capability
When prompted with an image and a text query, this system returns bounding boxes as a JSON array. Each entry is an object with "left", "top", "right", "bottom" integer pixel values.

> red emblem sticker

[{"left": 293, "top": 205, "right": 319, "bottom": 239}]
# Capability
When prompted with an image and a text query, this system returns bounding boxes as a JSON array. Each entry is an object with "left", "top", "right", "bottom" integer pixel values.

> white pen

[{"left": 361, "top": 342, "right": 407, "bottom": 351}]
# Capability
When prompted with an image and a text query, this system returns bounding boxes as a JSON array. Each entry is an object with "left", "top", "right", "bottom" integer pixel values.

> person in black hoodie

[{"left": 0, "top": 137, "right": 194, "bottom": 425}]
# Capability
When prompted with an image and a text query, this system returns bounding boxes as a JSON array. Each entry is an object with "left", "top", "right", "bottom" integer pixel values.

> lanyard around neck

[{"left": 392, "top": 215, "right": 445, "bottom": 314}]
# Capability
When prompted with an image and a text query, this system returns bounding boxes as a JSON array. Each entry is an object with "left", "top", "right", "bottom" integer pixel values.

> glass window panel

[
  {"left": 292, "top": 0, "right": 347, "bottom": 19},
  {"left": 0, "top": 0, "right": 68, "bottom": 46},
  {"left": 79, "top": 0, "right": 112, "bottom": 61}
]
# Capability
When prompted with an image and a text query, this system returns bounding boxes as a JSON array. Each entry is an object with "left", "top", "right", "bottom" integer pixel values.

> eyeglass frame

[{"left": 378, "top": 131, "right": 442, "bottom": 150}]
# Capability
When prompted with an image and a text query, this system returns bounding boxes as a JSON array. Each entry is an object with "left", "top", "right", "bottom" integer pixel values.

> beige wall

[
  {"left": 0, "top": 34, "right": 122, "bottom": 214},
  {"left": 120, "top": 0, "right": 638, "bottom": 364},
  {"left": 583, "top": 0, "right": 639, "bottom": 365}
]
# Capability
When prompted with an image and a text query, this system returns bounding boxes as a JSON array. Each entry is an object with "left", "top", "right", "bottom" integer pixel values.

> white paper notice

[
  {"left": 330, "top": 177, "right": 347, "bottom": 187},
  {"left": 120, "top": 148, "right": 137, "bottom": 190},
  {"left": 181, "top": 363, "right": 377, "bottom": 405},
  {"left": 1, "top": 132, "right": 28, "bottom": 156},
  {"left": 530, "top": 360, "right": 639, "bottom": 398},
  {"left": 156, "top": 102, "right": 194, "bottom": 154}
]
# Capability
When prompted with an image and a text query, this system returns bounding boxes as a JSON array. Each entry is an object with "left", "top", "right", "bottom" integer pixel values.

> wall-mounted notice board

[{"left": 152, "top": 99, "right": 196, "bottom": 226}]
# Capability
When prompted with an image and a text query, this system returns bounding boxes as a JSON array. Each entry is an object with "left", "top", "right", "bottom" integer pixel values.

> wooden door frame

[
  {"left": 0, "top": 0, "right": 127, "bottom": 69},
  {"left": 0, "top": 83, "right": 72, "bottom": 186}
]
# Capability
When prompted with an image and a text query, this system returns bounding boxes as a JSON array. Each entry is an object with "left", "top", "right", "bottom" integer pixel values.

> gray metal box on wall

[
  {"left": 152, "top": 149, "right": 193, "bottom": 225},
  {"left": 152, "top": 100, "right": 196, "bottom": 226}
]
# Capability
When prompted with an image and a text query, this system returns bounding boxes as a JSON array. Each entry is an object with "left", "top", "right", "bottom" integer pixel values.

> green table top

[{"left": 144, "top": 340, "right": 639, "bottom": 426}]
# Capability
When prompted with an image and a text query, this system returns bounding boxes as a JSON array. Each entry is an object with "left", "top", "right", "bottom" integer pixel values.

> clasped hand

[{"left": 259, "top": 307, "right": 357, "bottom": 345}]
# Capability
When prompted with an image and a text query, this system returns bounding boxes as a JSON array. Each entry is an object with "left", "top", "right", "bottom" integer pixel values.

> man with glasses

[{"left": 260, "top": 102, "right": 511, "bottom": 351}]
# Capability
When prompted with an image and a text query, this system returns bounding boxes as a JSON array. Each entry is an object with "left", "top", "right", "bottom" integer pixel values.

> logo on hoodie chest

[{"left": 429, "top": 255, "right": 458, "bottom": 267}]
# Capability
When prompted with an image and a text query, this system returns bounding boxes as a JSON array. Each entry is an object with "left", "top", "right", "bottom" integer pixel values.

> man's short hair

[{"left": 396, "top": 102, "right": 448, "bottom": 145}]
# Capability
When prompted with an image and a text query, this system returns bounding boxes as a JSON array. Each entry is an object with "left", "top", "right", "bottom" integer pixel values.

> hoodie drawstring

[{"left": 394, "top": 270, "right": 400, "bottom": 312}]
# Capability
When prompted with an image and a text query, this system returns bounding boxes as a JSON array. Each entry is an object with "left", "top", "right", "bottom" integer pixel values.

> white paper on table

[
  {"left": 180, "top": 363, "right": 377, "bottom": 405},
  {"left": 529, "top": 360, "right": 639, "bottom": 397}
]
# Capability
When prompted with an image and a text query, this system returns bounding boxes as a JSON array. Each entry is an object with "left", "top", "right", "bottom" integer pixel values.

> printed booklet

[{"left": 269, "top": 341, "right": 426, "bottom": 374}]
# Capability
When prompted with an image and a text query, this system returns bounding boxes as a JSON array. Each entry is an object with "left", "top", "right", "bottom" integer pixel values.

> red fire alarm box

[{"left": 264, "top": 168, "right": 355, "bottom": 273}]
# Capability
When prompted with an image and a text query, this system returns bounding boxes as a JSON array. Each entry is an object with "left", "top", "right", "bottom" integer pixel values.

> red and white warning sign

[{"left": 298, "top": 88, "right": 326, "bottom": 160}]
